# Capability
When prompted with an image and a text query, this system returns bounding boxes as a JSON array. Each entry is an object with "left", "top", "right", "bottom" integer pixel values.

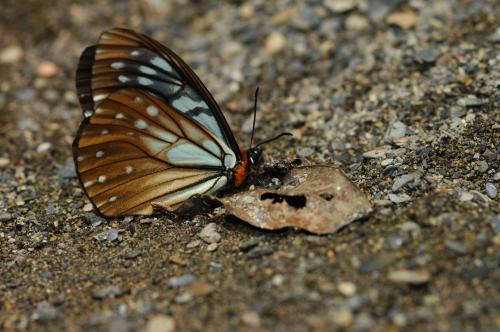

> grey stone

[
  {"left": 92, "top": 285, "right": 124, "bottom": 300},
  {"left": 198, "top": 223, "right": 221, "bottom": 244},
  {"left": 168, "top": 274, "right": 196, "bottom": 288},
  {"left": 485, "top": 183, "right": 497, "bottom": 199},
  {"left": 490, "top": 215, "right": 500, "bottom": 234},
  {"left": 31, "top": 301, "right": 60, "bottom": 321},
  {"left": 388, "top": 121, "right": 407, "bottom": 141},
  {"left": 445, "top": 240, "right": 467, "bottom": 255},
  {"left": 392, "top": 174, "right": 414, "bottom": 191}
]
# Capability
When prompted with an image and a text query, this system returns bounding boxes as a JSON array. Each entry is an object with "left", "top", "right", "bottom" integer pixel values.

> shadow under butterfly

[{"left": 73, "top": 28, "right": 372, "bottom": 234}]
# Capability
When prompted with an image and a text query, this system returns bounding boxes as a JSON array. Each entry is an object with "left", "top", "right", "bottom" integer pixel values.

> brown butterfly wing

[{"left": 73, "top": 88, "right": 235, "bottom": 217}]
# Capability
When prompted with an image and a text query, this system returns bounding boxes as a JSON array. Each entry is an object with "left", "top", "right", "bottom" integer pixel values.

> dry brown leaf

[{"left": 219, "top": 165, "right": 372, "bottom": 234}]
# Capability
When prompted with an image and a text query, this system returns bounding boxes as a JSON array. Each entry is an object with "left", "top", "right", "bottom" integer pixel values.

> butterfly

[{"left": 73, "top": 28, "right": 290, "bottom": 217}]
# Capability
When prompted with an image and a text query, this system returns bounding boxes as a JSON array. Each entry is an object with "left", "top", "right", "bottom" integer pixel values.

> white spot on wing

[
  {"left": 98, "top": 175, "right": 106, "bottom": 183},
  {"left": 96, "top": 151, "right": 104, "bottom": 158},
  {"left": 135, "top": 119, "right": 148, "bottom": 129},
  {"left": 77, "top": 156, "right": 85, "bottom": 162},
  {"left": 83, "top": 181, "right": 93, "bottom": 188},
  {"left": 108, "top": 196, "right": 117, "bottom": 202},
  {"left": 139, "top": 65, "right": 157, "bottom": 75},
  {"left": 84, "top": 110, "right": 93, "bottom": 118},
  {"left": 151, "top": 56, "right": 173, "bottom": 72},
  {"left": 165, "top": 141, "right": 222, "bottom": 167},
  {"left": 110, "top": 62, "right": 125, "bottom": 69},
  {"left": 115, "top": 113, "right": 125, "bottom": 119},
  {"left": 138, "top": 77, "right": 153, "bottom": 86},
  {"left": 118, "top": 75, "right": 130, "bottom": 83},
  {"left": 95, "top": 108, "right": 103, "bottom": 114},
  {"left": 100, "top": 129, "right": 109, "bottom": 135},
  {"left": 125, "top": 166, "right": 133, "bottom": 174},
  {"left": 131, "top": 50, "right": 140, "bottom": 56},
  {"left": 146, "top": 105, "right": 159, "bottom": 117}
]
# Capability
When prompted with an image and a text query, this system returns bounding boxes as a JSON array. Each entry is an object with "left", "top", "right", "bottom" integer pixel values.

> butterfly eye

[{"left": 73, "top": 28, "right": 251, "bottom": 217}]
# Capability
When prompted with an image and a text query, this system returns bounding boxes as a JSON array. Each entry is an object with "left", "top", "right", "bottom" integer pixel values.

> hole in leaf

[{"left": 260, "top": 193, "right": 307, "bottom": 209}]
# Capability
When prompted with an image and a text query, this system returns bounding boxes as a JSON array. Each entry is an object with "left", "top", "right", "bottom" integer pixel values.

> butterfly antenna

[
  {"left": 254, "top": 132, "right": 293, "bottom": 149},
  {"left": 249, "top": 87, "right": 259, "bottom": 149}
]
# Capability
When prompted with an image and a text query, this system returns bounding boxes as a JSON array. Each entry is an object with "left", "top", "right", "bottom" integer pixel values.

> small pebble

[
  {"left": 83, "top": 203, "right": 93, "bottom": 212},
  {"left": 92, "top": 285, "right": 123, "bottom": 300},
  {"left": 363, "top": 149, "right": 389, "bottom": 159},
  {"left": 241, "top": 311, "right": 261, "bottom": 328},
  {"left": 459, "top": 192, "right": 474, "bottom": 202},
  {"left": 124, "top": 250, "right": 142, "bottom": 260},
  {"left": 392, "top": 174, "right": 414, "bottom": 192},
  {"left": 265, "top": 32, "right": 287, "bottom": 54},
  {"left": 168, "top": 274, "right": 196, "bottom": 288},
  {"left": 478, "top": 160, "right": 488, "bottom": 173},
  {"left": 416, "top": 48, "right": 441, "bottom": 64},
  {"left": 0, "top": 45, "right": 23, "bottom": 64},
  {"left": 175, "top": 292, "right": 193, "bottom": 304},
  {"left": 297, "top": 147, "right": 314, "bottom": 158},
  {"left": 388, "top": 269, "right": 430, "bottom": 284},
  {"left": 399, "top": 221, "right": 420, "bottom": 232},
  {"left": 332, "top": 307, "right": 353, "bottom": 327},
  {"left": 490, "top": 215, "right": 500, "bottom": 234},
  {"left": 381, "top": 159, "right": 393, "bottom": 166},
  {"left": 94, "top": 229, "right": 120, "bottom": 242},
  {"left": 354, "top": 312, "right": 374, "bottom": 331},
  {"left": 386, "top": 10, "right": 418, "bottom": 29},
  {"left": 387, "top": 235, "right": 405, "bottom": 250},
  {"left": 36, "top": 142, "right": 52, "bottom": 153},
  {"left": 58, "top": 158, "right": 77, "bottom": 179},
  {"left": 184, "top": 282, "right": 215, "bottom": 296},
  {"left": 485, "top": 183, "right": 497, "bottom": 199},
  {"left": 239, "top": 237, "right": 261, "bottom": 252},
  {"left": 359, "top": 253, "right": 396, "bottom": 273},
  {"left": 186, "top": 239, "right": 201, "bottom": 248},
  {"left": 31, "top": 301, "right": 60, "bottom": 321},
  {"left": 337, "top": 281, "right": 356, "bottom": 296},
  {"left": 37, "top": 61, "right": 58, "bottom": 77},
  {"left": 207, "top": 243, "right": 218, "bottom": 252},
  {"left": 388, "top": 121, "right": 407, "bottom": 141},
  {"left": 457, "top": 97, "right": 486, "bottom": 107},
  {"left": 324, "top": 0, "right": 357, "bottom": 13},
  {"left": 388, "top": 193, "right": 411, "bottom": 203},
  {"left": 0, "top": 212, "right": 13, "bottom": 222},
  {"left": 145, "top": 315, "right": 175, "bottom": 332},
  {"left": 445, "top": 240, "right": 467, "bottom": 255},
  {"left": 0, "top": 157, "right": 10, "bottom": 167},
  {"left": 198, "top": 223, "right": 221, "bottom": 244}
]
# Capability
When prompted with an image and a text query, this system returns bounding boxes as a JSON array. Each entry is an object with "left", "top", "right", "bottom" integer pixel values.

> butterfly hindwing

[
  {"left": 73, "top": 88, "right": 233, "bottom": 216},
  {"left": 75, "top": 28, "right": 240, "bottom": 155}
]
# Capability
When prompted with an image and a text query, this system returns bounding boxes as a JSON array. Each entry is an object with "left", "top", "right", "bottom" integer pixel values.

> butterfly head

[{"left": 248, "top": 147, "right": 263, "bottom": 167}]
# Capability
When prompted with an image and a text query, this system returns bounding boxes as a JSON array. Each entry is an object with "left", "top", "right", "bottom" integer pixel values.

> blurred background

[{"left": 1, "top": 0, "right": 499, "bottom": 331}]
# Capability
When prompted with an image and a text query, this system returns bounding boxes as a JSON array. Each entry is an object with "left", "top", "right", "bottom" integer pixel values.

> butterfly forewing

[
  {"left": 75, "top": 28, "right": 240, "bottom": 154},
  {"left": 74, "top": 88, "right": 234, "bottom": 217}
]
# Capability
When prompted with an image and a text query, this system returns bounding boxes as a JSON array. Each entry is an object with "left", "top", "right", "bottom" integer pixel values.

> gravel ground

[{"left": 1, "top": 0, "right": 499, "bottom": 331}]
